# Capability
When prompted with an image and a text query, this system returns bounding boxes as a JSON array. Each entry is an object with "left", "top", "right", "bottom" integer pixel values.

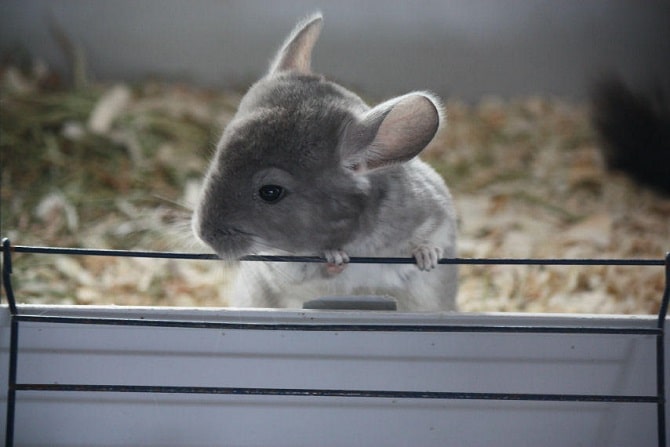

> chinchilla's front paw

[
  {"left": 324, "top": 249, "right": 349, "bottom": 276},
  {"left": 412, "top": 245, "right": 443, "bottom": 271}
]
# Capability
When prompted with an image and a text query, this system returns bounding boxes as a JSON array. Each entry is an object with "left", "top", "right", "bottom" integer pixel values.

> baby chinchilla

[{"left": 193, "top": 12, "right": 458, "bottom": 311}]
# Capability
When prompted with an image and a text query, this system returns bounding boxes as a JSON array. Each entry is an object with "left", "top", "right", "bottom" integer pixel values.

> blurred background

[
  {"left": 1, "top": 1, "right": 669, "bottom": 313},
  {"left": 1, "top": 0, "right": 669, "bottom": 100}
]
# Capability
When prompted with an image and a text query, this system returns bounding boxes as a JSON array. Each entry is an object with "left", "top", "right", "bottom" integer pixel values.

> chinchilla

[{"left": 193, "top": 12, "right": 458, "bottom": 311}]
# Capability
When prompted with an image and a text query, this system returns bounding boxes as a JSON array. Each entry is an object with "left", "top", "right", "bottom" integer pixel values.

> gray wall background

[{"left": 1, "top": 0, "right": 669, "bottom": 101}]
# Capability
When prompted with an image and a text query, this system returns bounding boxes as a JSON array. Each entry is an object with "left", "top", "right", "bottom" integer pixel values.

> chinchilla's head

[{"left": 193, "top": 13, "right": 443, "bottom": 259}]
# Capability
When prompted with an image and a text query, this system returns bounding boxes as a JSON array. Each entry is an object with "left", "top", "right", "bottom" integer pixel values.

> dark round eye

[{"left": 258, "top": 185, "right": 285, "bottom": 203}]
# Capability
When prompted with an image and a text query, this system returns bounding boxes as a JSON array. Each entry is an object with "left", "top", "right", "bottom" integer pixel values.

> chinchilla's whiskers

[
  {"left": 151, "top": 194, "right": 194, "bottom": 211},
  {"left": 142, "top": 187, "right": 210, "bottom": 252},
  {"left": 166, "top": 218, "right": 205, "bottom": 251}
]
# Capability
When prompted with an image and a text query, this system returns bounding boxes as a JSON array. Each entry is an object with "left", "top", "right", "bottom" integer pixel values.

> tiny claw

[
  {"left": 324, "top": 249, "right": 349, "bottom": 276},
  {"left": 324, "top": 249, "right": 349, "bottom": 266},
  {"left": 412, "top": 245, "right": 442, "bottom": 271}
]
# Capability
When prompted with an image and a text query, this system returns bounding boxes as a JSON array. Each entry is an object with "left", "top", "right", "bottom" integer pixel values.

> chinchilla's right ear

[
  {"left": 341, "top": 92, "right": 444, "bottom": 171},
  {"left": 269, "top": 12, "right": 323, "bottom": 75}
]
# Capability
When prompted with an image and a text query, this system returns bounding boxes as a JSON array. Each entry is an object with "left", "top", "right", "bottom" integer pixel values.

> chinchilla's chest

[
  {"left": 344, "top": 225, "right": 415, "bottom": 256},
  {"left": 338, "top": 262, "right": 419, "bottom": 291}
]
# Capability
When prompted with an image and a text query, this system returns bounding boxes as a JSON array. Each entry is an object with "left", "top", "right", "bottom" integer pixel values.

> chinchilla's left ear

[
  {"left": 269, "top": 12, "right": 323, "bottom": 75},
  {"left": 340, "top": 92, "right": 444, "bottom": 172}
]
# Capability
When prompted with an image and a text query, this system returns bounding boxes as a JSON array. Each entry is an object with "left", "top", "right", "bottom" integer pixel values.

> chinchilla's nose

[{"left": 192, "top": 201, "right": 252, "bottom": 259}]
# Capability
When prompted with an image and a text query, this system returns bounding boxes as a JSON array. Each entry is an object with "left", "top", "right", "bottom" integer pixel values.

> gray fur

[{"left": 193, "top": 12, "right": 458, "bottom": 311}]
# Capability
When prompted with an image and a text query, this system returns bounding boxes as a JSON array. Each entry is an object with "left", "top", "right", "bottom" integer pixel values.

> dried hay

[{"left": 1, "top": 62, "right": 668, "bottom": 314}]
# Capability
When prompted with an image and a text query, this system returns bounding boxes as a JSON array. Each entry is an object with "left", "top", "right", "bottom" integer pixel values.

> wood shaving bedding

[{"left": 2, "top": 66, "right": 668, "bottom": 313}]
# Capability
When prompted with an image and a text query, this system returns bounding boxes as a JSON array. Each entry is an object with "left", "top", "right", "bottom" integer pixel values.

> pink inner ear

[
  {"left": 375, "top": 95, "right": 439, "bottom": 152},
  {"left": 339, "top": 93, "right": 442, "bottom": 172},
  {"left": 270, "top": 15, "right": 323, "bottom": 74},
  {"left": 366, "top": 95, "right": 440, "bottom": 168}
]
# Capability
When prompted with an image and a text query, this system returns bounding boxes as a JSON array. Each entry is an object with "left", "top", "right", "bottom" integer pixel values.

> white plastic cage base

[{"left": 0, "top": 305, "right": 666, "bottom": 447}]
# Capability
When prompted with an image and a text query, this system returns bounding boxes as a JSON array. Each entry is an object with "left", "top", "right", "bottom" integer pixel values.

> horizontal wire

[
  {"left": 13, "top": 383, "right": 659, "bottom": 404},
  {"left": 4, "top": 244, "right": 666, "bottom": 266},
  {"left": 14, "top": 314, "right": 661, "bottom": 335},
  {"left": 2, "top": 240, "right": 667, "bottom": 430}
]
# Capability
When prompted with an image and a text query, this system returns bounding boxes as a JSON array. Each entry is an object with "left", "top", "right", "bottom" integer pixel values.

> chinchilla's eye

[{"left": 258, "top": 185, "right": 285, "bottom": 203}]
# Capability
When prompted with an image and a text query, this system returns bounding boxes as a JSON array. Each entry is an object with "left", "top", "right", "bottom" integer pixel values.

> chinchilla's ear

[
  {"left": 341, "top": 92, "right": 443, "bottom": 171},
  {"left": 269, "top": 12, "right": 323, "bottom": 74}
]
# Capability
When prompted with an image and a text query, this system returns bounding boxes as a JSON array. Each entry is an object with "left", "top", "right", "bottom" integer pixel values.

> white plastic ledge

[{"left": 0, "top": 304, "right": 666, "bottom": 447}]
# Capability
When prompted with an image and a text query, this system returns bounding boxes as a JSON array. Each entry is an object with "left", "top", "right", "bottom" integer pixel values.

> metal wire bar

[
  {"left": 1, "top": 239, "right": 669, "bottom": 447},
  {"left": 658, "top": 253, "right": 670, "bottom": 327},
  {"left": 2, "top": 239, "right": 19, "bottom": 447},
  {"left": 4, "top": 243, "right": 666, "bottom": 266},
  {"left": 656, "top": 253, "right": 670, "bottom": 447},
  {"left": 1, "top": 239, "right": 17, "bottom": 315},
  {"left": 4, "top": 318, "right": 18, "bottom": 447},
  {"left": 12, "top": 314, "right": 662, "bottom": 336},
  {"left": 8, "top": 244, "right": 218, "bottom": 260},
  {"left": 12, "top": 383, "right": 659, "bottom": 404}
]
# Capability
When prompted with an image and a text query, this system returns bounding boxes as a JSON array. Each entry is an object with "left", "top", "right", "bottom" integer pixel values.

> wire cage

[{"left": 1, "top": 238, "right": 669, "bottom": 447}]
